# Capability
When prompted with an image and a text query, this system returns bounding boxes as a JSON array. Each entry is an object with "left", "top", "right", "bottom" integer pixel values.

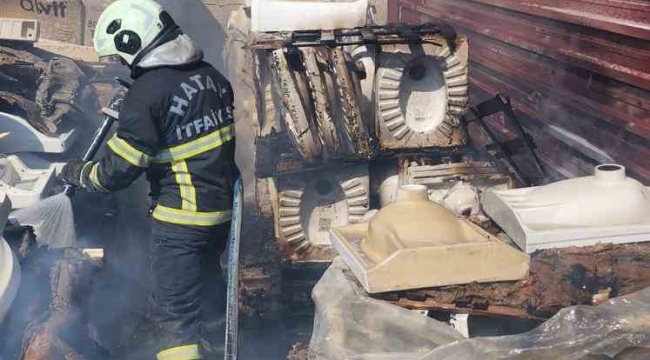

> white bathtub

[{"left": 251, "top": 0, "right": 368, "bottom": 32}]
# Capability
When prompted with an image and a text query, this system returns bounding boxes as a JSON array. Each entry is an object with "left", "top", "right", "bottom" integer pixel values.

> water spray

[{"left": 10, "top": 79, "right": 129, "bottom": 248}]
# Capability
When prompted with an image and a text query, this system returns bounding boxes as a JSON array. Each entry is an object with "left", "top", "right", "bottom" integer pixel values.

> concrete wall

[{"left": 1, "top": 0, "right": 87, "bottom": 44}]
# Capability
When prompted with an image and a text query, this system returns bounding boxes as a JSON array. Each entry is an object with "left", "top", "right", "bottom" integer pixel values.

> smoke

[
  {"left": 82, "top": 177, "right": 153, "bottom": 354},
  {"left": 156, "top": 0, "right": 231, "bottom": 73},
  {"left": 2, "top": 1, "right": 258, "bottom": 357},
  {"left": 157, "top": 0, "right": 256, "bottom": 207},
  {"left": 82, "top": 2, "right": 245, "bottom": 356}
]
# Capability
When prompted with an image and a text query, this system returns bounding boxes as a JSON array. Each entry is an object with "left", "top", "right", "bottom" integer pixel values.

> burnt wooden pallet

[
  {"left": 373, "top": 242, "right": 650, "bottom": 319},
  {"left": 250, "top": 23, "right": 455, "bottom": 50}
]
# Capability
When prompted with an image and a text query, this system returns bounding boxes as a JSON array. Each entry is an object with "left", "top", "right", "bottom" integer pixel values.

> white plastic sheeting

[
  {"left": 309, "top": 258, "right": 464, "bottom": 359},
  {"left": 251, "top": 0, "right": 368, "bottom": 32},
  {"left": 310, "top": 258, "right": 650, "bottom": 360}
]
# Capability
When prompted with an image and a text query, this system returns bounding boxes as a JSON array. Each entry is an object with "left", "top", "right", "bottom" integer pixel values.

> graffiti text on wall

[{"left": 21, "top": 0, "right": 68, "bottom": 18}]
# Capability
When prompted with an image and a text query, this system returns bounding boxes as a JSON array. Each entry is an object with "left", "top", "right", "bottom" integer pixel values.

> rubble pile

[
  {"left": 225, "top": 4, "right": 650, "bottom": 359},
  {"left": 0, "top": 31, "right": 120, "bottom": 360},
  {"left": 0, "top": 43, "right": 97, "bottom": 138},
  {"left": 0, "top": 226, "right": 108, "bottom": 360},
  {"left": 308, "top": 258, "right": 650, "bottom": 360},
  {"left": 228, "top": 15, "right": 479, "bottom": 266}
]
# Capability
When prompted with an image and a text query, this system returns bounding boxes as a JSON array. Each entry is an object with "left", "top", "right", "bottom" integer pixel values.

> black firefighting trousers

[{"left": 151, "top": 219, "right": 230, "bottom": 360}]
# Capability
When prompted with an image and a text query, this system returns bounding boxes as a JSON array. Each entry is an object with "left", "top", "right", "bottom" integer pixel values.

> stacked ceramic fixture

[
  {"left": 251, "top": 0, "right": 369, "bottom": 32},
  {"left": 0, "top": 116, "right": 68, "bottom": 210},
  {"left": 483, "top": 164, "right": 650, "bottom": 253},
  {"left": 0, "top": 112, "right": 78, "bottom": 154},
  {"left": 375, "top": 41, "right": 469, "bottom": 150},
  {"left": 251, "top": 2, "right": 475, "bottom": 261},
  {"left": 0, "top": 155, "right": 57, "bottom": 209},
  {"left": 0, "top": 191, "right": 20, "bottom": 325},
  {"left": 378, "top": 161, "right": 514, "bottom": 217},
  {"left": 275, "top": 165, "right": 370, "bottom": 254},
  {"left": 330, "top": 185, "right": 530, "bottom": 293}
]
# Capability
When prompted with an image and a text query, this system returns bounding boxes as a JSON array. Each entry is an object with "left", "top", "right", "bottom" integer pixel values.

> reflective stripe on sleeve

[
  {"left": 152, "top": 205, "right": 232, "bottom": 227},
  {"left": 79, "top": 161, "right": 95, "bottom": 190},
  {"left": 156, "top": 344, "right": 202, "bottom": 360},
  {"left": 89, "top": 163, "right": 110, "bottom": 193},
  {"left": 107, "top": 135, "right": 151, "bottom": 167},
  {"left": 153, "top": 124, "right": 235, "bottom": 163}
]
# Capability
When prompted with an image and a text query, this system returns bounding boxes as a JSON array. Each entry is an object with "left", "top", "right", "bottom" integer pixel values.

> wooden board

[{"left": 374, "top": 242, "right": 650, "bottom": 319}]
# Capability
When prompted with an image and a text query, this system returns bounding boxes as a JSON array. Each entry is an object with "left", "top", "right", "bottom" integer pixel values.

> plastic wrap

[
  {"left": 425, "top": 288, "right": 650, "bottom": 360},
  {"left": 308, "top": 258, "right": 463, "bottom": 360},
  {"left": 310, "top": 258, "right": 650, "bottom": 360}
]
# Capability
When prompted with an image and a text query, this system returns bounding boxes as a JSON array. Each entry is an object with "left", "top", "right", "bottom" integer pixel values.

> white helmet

[{"left": 93, "top": 0, "right": 176, "bottom": 66}]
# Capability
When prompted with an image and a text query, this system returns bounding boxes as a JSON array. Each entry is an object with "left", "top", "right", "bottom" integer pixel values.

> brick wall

[
  {"left": 1, "top": 0, "right": 86, "bottom": 44},
  {"left": 81, "top": 0, "right": 114, "bottom": 45}
]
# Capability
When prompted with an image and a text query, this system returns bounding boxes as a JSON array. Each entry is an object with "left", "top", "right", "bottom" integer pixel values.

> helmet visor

[{"left": 98, "top": 54, "right": 122, "bottom": 64}]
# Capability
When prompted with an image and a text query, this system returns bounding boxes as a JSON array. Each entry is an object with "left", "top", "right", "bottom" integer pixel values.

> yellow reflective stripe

[
  {"left": 152, "top": 205, "right": 232, "bottom": 227},
  {"left": 153, "top": 124, "right": 235, "bottom": 163},
  {"left": 107, "top": 135, "right": 150, "bottom": 167},
  {"left": 157, "top": 344, "right": 202, "bottom": 360},
  {"left": 79, "top": 161, "right": 95, "bottom": 189},
  {"left": 89, "top": 163, "right": 110, "bottom": 193},
  {"left": 172, "top": 160, "right": 197, "bottom": 212}
]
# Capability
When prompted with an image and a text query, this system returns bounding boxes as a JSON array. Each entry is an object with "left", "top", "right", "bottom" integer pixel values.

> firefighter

[{"left": 60, "top": 0, "right": 239, "bottom": 358}]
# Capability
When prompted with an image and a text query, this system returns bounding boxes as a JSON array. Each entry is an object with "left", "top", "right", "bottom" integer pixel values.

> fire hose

[
  {"left": 63, "top": 78, "right": 129, "bottom": 197},
  {"left": 224, "top": 178, "right": 243, "bottom": 360}
]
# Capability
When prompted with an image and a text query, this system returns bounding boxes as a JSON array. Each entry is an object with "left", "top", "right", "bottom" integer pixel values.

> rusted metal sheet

[
  {"left": 390, "top": 0, "right": 650, "bottom": 182},
  {"left": 399, "top": 0, "right": 650, "bottom": 91},
  {"left": 469, "top": 0, "right": 650, "bottom": 41}
]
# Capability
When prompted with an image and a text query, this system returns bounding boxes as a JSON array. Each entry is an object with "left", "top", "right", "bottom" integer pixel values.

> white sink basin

[
  {"left": 0, "top": 112, "right": 77, "bottom": 154},
  {"left": 483, "top": 164, "right": 650, "bottom": 253}
]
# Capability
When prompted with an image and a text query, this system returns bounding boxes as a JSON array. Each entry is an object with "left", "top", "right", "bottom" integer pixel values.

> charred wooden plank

[
  {"left": 381, "top": 242, "right": 650, "bottom": 319},
  {"left": 250, "top": 23, "right": 450, "bottom": 50}
]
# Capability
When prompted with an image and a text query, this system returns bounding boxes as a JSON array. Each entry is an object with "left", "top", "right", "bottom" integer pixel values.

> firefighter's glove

[{"left": 60, "top": 160, "right": 94, "bottom": 188}]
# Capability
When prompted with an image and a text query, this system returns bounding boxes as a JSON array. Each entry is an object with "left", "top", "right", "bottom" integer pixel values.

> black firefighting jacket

[{"left": 80, "top": 34, "right": 239, "bottom": 227}]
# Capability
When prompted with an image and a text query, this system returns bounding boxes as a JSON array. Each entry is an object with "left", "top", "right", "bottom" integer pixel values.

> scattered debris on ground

[{"left": 0, "top": 225, "right": 108, "bottom": 360}]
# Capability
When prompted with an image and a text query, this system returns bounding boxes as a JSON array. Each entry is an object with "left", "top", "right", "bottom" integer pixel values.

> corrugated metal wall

[{"left": 389, "top": 0, "right": 650, "bottom": 182}]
